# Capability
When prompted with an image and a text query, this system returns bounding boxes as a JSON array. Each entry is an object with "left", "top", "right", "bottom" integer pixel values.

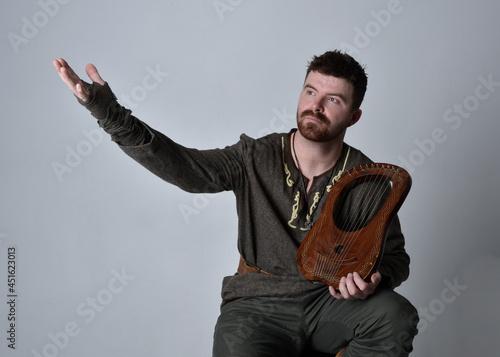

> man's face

[{"left": 296, "top": 71, "right": 361, "bottom": 143}]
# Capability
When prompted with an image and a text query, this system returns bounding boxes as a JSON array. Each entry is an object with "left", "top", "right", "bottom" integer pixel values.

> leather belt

[{"left": 237, "top": 256, "right": 273, "bottom": 275}]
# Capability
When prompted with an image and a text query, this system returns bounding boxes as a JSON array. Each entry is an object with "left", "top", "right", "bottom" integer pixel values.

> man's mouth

[{"left": 301, "top": 111, "right": 328, "bottom": 124}]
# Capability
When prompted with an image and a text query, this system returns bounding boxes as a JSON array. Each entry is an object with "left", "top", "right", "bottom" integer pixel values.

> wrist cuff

[{"left": 76, "top": 80, "right": 117, "bottom": 120}]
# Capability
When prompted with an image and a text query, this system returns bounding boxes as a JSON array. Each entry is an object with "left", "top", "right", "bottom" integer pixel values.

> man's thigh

[
  {"left": 305, "top": 288, "right": 418, "bottom": 356},
  {"left": 212, "top": 296, "right": 307, "bottom": 357}
]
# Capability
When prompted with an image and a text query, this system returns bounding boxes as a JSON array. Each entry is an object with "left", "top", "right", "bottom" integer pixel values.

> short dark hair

[{"left": 306, "top": 50, "right": 367, "bottom": 110}]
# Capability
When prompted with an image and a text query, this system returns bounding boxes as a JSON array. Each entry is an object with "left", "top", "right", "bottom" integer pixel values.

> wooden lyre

[{"left": 296, "top": 163, "right": 412, "bottom": 289}]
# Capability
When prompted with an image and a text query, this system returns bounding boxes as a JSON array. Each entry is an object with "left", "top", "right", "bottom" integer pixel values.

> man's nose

[{"left": 311, "top": 98, "right": 324, "bottom": 112}]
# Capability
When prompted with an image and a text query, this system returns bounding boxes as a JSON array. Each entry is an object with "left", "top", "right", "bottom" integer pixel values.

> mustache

[{"left": 299, "top": 110, "right": 328, "bottom": 124}]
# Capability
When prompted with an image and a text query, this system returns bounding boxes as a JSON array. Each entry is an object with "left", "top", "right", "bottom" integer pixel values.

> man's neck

[{"left": 292, "top": 130, "right": 344, "bottom": 181}]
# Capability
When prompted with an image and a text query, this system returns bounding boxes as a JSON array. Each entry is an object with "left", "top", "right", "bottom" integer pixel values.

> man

[{"left": 53, "top": 51, "right": 418, "bottom": 356}]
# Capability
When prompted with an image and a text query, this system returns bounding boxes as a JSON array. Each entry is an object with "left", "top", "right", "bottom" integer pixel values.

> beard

[{"left": 297, "top": 109, "right": 346, "bottom": 143}]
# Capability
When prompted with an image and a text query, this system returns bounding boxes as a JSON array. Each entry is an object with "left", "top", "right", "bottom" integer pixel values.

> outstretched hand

[
  {"left": 53, "top": 58, "right": 105, "bottom": 102},
  {"left": 329, "top": 271, "right": 381, "bottom": 300}
]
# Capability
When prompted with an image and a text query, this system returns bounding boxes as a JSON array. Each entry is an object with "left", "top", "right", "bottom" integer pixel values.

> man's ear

[{"left": 348, "top": 109, "right": 362, "bottom": 127}]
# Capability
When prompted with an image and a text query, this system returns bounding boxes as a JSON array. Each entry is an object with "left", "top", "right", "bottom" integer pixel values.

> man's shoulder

[
  {"left": 343, "top": 143, "right": 373, "bottom": 166},
  {"left": 235, "top": 132, "right": 288, "bottom": 151},
  {"left": 239, "top": 131, "right": 287, "bottom": 143}
]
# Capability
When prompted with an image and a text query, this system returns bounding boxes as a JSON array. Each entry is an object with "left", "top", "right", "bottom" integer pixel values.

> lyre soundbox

[{"left": 296, "top": 163, "right": 412, "bottom": 289}]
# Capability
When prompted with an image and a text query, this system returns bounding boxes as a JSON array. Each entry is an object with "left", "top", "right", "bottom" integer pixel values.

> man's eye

[{"left": 328, "top": 97, "right": 339, "bottom": 103}]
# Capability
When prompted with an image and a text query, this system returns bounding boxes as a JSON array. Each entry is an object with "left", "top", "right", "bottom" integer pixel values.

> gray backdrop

[{"left": 1, "top": 1, "right": 499, "bottom": 356}]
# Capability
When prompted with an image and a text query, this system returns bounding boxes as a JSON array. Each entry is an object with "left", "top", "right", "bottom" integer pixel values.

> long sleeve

[
  {"left": 73, "top": 80, "right": 411, "bottom": 299},
  {"left": 77, "top": 80, "right": 152, "bottom": 146},
  {"left": 118, "top": 126, "right": 247, "bottom": 194},
  {"left": 377, "top": 216, "right": 410, "bottom": 289}
]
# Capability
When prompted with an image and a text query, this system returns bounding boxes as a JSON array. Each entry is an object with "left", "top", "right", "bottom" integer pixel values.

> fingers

[
  {"left": 329, "top": 285, "right": 342, "bottom": 299},
  {"left": 53, "top": 58, "right": 89, "bottom": 102},
  {"left": 53, "top": 58, "right": 79, "bottom": 84},
  {"left": 75, "top": 82, "right": 88, "bottom": 100},
  {"left": 330, "top": 272, "right": 379, "bottom": 300},
  {"left": 53, "top": 58, "right": 106, "bottom": 102},
  {"left": 352, "top": 272, "right": 369, "bottom": 291},
  {"left": 329, "top": 276, "right": 353, "bottom": 300},
  {"left": 338, "top": 274, "right": 358, "bottom": 300},
  {"left": 370, "top": 271, "right": 382, "bottom": 286}
]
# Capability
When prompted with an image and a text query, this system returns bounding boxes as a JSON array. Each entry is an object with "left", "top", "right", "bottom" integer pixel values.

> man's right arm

[{"left": 53, "top": 58, "right": 245, "bottom": 194}]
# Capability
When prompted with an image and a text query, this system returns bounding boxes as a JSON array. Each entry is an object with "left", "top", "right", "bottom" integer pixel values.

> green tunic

[{"left": 80, "top": 81, "right": 411, "bottom": 301}]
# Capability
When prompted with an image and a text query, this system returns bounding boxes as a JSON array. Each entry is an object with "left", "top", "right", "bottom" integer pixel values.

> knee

[
  {"left": 363, "top": 289, "right": 419, "bottom": 338},
  {"left": 348, "top": 290, "right": 418, "bottom": 355}
]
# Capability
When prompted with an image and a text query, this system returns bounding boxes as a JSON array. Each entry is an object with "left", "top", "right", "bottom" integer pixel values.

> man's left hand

[{"left": 329, "top": 271, "right": 381, "bottom": 300}]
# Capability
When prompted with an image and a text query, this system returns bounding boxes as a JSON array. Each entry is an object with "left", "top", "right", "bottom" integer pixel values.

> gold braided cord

[
  {"left": 288, "top": 190, "right": 301, "bottom": 228},
  {"left": 282, "top": 137, "right": 294, "bottom": 187},
  {"left": 327, "top": 146, "right": 351, "bottom": 192},
  {"left": 308, "top": 191, "right": 321, "bottom": 218}
]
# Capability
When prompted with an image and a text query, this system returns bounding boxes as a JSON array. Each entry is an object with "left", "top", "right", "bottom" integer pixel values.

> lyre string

[
  {"left": 317, "top": 165, "right": 398, "bottom": 281},
  {"left": 328, "top": 166, "right": 396, "bottom": 279},
  {"left": 321, "top": 168, "right": 389, "bottom": 280},
  {"left": 325, "top": 166, "right": 393, "bottom": 279},
  {"left": 313, "top": 166, "right": 388, "bottom": 279}
]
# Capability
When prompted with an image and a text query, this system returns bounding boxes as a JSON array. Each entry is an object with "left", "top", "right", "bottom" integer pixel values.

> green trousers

[{"left": 212, "top": 287, "right": 418, "bottom": 357}]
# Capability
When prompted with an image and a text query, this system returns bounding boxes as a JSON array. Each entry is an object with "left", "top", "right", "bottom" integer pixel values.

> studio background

[{"left": 1, "top": 1, "right": 499, "bottom": 356}]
